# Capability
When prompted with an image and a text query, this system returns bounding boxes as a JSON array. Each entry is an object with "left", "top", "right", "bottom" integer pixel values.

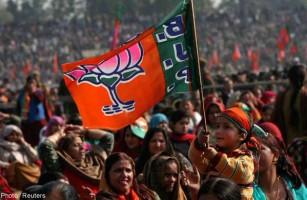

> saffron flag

[
  {"left": 232, "top": 44, "right": 241, "bottom": 63},
  {"left": 251, "top": 50, "right": 260, "bottom": 72},
  {"left": 276, "top": 27, "right": 290, "bottom": 50},
  {"left": 62, "top": 0, "right": 199, "bottom": 130},
  {"left": 111, "top": 18, "right": 121, "bottom": 50}
]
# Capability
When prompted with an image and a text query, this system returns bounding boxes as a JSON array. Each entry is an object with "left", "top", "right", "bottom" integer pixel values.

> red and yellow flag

[{"left": 62, "top": 0, "right": 198, "bottom": 130}]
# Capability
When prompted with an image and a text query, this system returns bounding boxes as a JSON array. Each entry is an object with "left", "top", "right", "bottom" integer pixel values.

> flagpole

[{"left": 188, "top": 0, "right": 208, "bottom": 138}]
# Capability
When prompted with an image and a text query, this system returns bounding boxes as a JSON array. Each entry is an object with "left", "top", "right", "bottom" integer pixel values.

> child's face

[
  {"left": 215, "top": 117, "right": 244, "bottom": 151},
  {"left": 173, "top": 117, "right": 189, "bottom": 134}
]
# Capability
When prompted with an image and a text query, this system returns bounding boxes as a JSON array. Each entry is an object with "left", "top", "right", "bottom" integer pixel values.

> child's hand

[
  {"left": 203, "top": 147, "right": 218, "bottom": 160},
  {"left": 197, "top": 127, "right": 210, "bottom": 148}
]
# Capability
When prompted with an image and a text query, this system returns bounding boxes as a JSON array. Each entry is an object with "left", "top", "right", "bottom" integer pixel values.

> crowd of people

[
  {"left": 0, "top": 1, "right": 306, "bottom": 199},
  {"left": 1, "top": 0, "right": 307, "bottom": 88},
  {"left": 0, "top": 62, "right": 305, "bottom": 200}
]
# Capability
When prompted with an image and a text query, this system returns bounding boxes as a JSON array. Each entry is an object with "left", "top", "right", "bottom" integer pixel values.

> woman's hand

[{"left": 181, "top": 165, "right": 200, "bottom": 200}]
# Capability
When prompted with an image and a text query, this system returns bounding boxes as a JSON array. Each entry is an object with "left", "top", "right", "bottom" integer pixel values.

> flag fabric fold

[{"left": 62, "top": 0, "right": 199, "bottom": 130}]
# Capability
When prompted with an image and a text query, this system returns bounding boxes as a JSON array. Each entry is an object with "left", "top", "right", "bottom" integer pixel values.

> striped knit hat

[{"left": 219, "top": 106, "right": 252, "bottom": 136}]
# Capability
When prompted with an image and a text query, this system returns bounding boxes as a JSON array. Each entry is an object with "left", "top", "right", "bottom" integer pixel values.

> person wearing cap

[
  {"left": 189, "top": 106, "right": 255, "bottom": 200},
  {"left": 113, "top": 117, "right": 148, "bottom": 160}
]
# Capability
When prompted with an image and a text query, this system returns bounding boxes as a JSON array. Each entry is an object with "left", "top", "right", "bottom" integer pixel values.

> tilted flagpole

[{"left": 188, "top": 0, "right": 209, "bottom": 146}]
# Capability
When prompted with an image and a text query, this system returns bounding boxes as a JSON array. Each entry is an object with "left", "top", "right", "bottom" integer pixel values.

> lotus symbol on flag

[{"left": 65, "top": 42, "right": 145, "bottom": 115}]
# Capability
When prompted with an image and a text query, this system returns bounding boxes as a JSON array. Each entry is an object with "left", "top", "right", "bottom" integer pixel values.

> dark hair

[
  {"left": 143, "top": 152, "right": 181, "bottom": 200},
  {"left": 136, "top": 127, "right": 175, "bottom": 174},
  {"left": 57, "top": 133, "right": 82, "bottom": 152},
  {"left": 170, "top": 110, "right": 190, "bottom": 124},
  {"left": 287, "top": 64, "right": 306, "bottom": 126},
  {"left": 38, "top": 172, "right": 68, "bottom": 185},
  {"left": 257, "top": 133, "right": 303, "bottom": 188},
  {"left": 104, "top": 152, "right": 137, "bottom": 193},
  {"left": 21, "top": 181, "right": 79, "bottom": 200},
  {"left": 197, "top": 178, "right": 241, "bottom": 200}
]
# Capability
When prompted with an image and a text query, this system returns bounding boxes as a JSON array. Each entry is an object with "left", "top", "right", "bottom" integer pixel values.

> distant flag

[
  {"left": 232, "top": 44, "right": 241, "bottom": 63},
  {"left": 276, "top": 27, "right": 290, "bottom": 50},
  {"left": 62, "top": 0, "right": 199, "bottom": 130},
  {"left": 207, "top": 50, "right": 220, "bottom": 69},
  {"left": 251, "top": 50, "right": 260, "bottom": 72},
  {"left": 212, "top": 50, "right": 220, "bottom": 66},
  {"left": 111, "top": 18, "right": 121, "bottom": 50},
  {"left": 111, "top": 3, "right": 123, "bottom": 49},
  {"left": 53, "top": 52, "right": 59, "bottom": 74}
]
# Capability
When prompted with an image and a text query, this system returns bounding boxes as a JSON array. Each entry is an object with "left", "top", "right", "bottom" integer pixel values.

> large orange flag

[{"left": 62, "top": 0, "right": 199, "bottom": 130}]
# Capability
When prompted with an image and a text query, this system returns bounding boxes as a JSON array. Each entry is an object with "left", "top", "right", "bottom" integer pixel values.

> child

[
  {"left": 189, "top": 106, "right": 255, "bottom": 200},
  {"left": 169, "top": 110, "right": 195, "bottom": 158}
]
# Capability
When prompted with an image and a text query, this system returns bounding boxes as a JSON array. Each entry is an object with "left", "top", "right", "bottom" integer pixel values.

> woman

[
  {"left": 143, "top": 152, "right": 199, "bottom": 200},
  {"left": 0, "top": 125, "right": 41, "bottom": 190},
  {"left": 56, "top": 133, "right": 104, "bottom": 198},
  {"left": 96, "top": 152, "right": 158, "bottom": 200},
  {"left": 113, "top": 117, "right": 148, "bottom": 160},
  {"left": 197, "top": 177, "right": 241, "bottom": 200},
  {"left": 253, "top": 132, "right": 307, "bottom": 200},
  {"left": 136, "top": 128, "right": 191, "bottom": 175},
  {"left": 38, "top": 116, "right": 65, "bottom": 143},
  {"left": 136, "top": 128, "right": 174, "bottom": 175},
  {"left": 16, "top": 74, "right": 51, "bottom": 146}
]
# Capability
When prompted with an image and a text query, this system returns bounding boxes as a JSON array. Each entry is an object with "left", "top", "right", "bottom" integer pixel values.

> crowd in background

[{"left": 0, "top": 0, "right": 306, "bottom": 199}]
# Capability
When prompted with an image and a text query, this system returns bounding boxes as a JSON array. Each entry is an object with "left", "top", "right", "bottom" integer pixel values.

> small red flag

[
  {"left": 232, "top": 44, "right": 241, "bottom": 63},
  {"left": 111, "top": 18, "right": 121, "bottom": 50},
  {"left": 251, "top": 50, "right": 260, "bottom": 72},
  {"left": 277, "top": 27, "right": 290, "bottom": 50}
]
